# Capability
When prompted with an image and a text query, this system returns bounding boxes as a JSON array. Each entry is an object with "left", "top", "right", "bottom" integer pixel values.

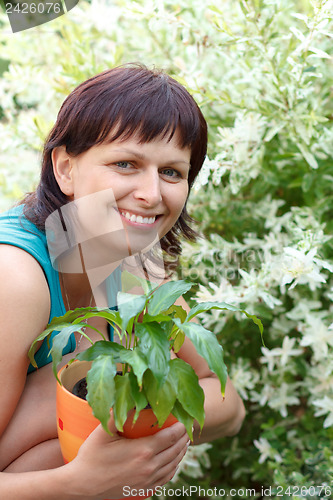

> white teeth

[{"left": 119, "top": 210, "right": 156, "bottom": 225}]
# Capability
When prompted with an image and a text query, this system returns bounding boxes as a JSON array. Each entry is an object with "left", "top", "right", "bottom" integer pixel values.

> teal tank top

[{"left": 0, "top": 205, "right": 119, "bottom": 374}]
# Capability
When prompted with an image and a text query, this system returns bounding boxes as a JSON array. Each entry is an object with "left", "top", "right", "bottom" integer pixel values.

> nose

[{"left": 133, "top": 168, "right": 162, "bottom": 207}]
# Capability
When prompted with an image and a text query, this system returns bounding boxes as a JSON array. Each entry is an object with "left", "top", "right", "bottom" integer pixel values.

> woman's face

[{"left": 61, "top": 131, "right": 191, "bottom": 262}]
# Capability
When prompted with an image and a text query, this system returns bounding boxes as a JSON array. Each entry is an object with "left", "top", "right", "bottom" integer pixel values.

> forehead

[{"left": 102, "top": 127, "right": 191, "bottom": 155}]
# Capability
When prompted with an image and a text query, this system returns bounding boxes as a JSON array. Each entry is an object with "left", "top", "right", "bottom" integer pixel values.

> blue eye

[
  {"left": 116, "top": 161, "right": 131, "bottom": 169},
  {"left": 162, "top": 168, "right": 180, "bottom": 178}
]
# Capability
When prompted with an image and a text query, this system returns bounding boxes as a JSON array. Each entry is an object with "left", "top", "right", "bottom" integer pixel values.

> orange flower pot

[{"left": 56, "top": 360, "right": 177, "bottom": 500}]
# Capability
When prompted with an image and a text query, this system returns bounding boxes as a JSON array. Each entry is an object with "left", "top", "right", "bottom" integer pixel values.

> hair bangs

[{"left": 95, "top": 79, "right": 200, "bottom": 152}]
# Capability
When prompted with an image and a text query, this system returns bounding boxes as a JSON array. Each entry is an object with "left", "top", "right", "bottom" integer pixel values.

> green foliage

[
  {"left": 3, "top": 0, "right": 333, "bottom": 494},
  {"left": 28, "top": 279, "right": 260, "bottom": 439}
]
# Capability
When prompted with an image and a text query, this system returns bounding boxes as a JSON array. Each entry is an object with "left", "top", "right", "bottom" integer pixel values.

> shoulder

[
  {"left": 0, "top": 244, "right": 51, "bottom": 348},
  {"left": 0, "top": 245, "right": 51, "bottom": 437}
]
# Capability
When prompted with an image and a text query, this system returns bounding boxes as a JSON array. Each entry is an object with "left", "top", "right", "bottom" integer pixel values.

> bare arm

[
  {"left": 0, "top": 420, "right": 190, "bottom": 500},
  {"left": 0, "top": 245, "right": 190, "bottom": 498},
  {"left": 174, "top": 296, "right": 246, "bottom": 444},
  {"left": 0, "top": 245, "right": 51, "bottom": 449}
]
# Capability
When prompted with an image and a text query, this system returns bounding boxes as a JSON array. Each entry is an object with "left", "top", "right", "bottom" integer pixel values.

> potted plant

[{"left": 28, "top": 274, "right": 263, "bottom": 453}]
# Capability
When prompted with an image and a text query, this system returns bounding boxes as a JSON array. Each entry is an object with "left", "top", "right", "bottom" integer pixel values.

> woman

[{"left": 0, "top": 65, "right": 245, "bottom": 499}]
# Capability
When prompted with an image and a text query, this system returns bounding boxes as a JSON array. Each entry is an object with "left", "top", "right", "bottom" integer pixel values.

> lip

[
  {"left": 115, "top": 208, "right": 161, "bottom": 227},
  {"left": 116, "top": 208, "right": 159, "bottom": 218}
]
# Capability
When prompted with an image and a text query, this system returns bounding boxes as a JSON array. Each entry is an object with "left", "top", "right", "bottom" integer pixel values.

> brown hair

[{"left": 22, "top": 64, "right": 207, "bottom": 270}]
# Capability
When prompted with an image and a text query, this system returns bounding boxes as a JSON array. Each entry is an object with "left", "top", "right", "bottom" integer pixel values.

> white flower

[
  {"left": 260, "top": 336, "right": 302, "bottom": 372},
  {"left": 192, "top": 156, "right": 215, "bottom": 191},
  {"left": 300, "top": 315, "right": 333, "bottom": 361},
  {"left": 280, "top": 247, "right": 327, "bottom": 291},
  {"left": 251, "top": 380, "right": 275, "bottom": 406},
  {"left": 229, "top": 360, "right": 259, "bottom": 400},
  {"left": 196, "top": 279, "right": 240, "bottom": 305},
  {"left": 286, "top": 299, "right": 323, "bottom": 321},
  {"left": 313, "top": 396, "right": 333, "bottom": 428},
  {"left": 260, "top": 346, "right": 279, "bottom": 372},
  {"left": 307, "top": 360, "right": 333, "bottom": 394},
  {"left": 169, "top": 443, "right": 212, "bottom": 482},
  {"left": 268, "top": 382, "right": 300, "bottom": 417},
  {"left": 253, "top": 437, "right": 282, "bottom": 464},
  {"left": 238, "top": 268, "right": 282, "bottom": 309}
]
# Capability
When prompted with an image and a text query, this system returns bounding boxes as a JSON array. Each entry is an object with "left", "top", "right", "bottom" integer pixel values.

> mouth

[{"left": 116, "top": 209, "right": 159, "bottom": 226}]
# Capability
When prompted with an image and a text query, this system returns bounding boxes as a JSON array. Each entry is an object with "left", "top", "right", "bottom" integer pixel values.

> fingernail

[{"left": 186, "top": 439, "right": 191, "bottom": 447}]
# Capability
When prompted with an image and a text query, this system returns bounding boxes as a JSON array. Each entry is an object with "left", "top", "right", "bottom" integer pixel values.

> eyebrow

[{"left": 112, "top": 148, "right": 191, "bottom": 167}]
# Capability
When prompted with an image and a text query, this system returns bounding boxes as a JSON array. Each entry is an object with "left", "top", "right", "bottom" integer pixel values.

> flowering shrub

[{"left": 1, "top": 0, "right": 333, "bottom": 497}]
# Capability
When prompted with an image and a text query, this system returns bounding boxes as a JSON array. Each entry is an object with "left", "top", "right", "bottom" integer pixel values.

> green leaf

[
  {"left": 28, "top": 331, "right": 52, "bottom": 368},
  {"left": 171, "top": 401, "right": 194, "bottom": 441},
  {"left": 166, "top": 305, "right": 188, "bottom": 323},
  {"left": 50, "top": 324, "right": 88, "bottom": 381},
  {"left": 142, "top": 313, "right": 172, "bottom": 324},
  {"left": 58, "top": 307, "right": 122, "bottom": 334},
  {"left": 166, "top": 305, "right": 187, "bottom": 352},
  {"left": 84, "top": 308, "right": 122, "bottom": 329},
  {"left": 302, "top": 173, "right": 313, "bottom": 193},
  {"left": 185, "top": 301, "right": 264, "bottom": 340},
  {"left": 77, "top": 341, "right": 124, "bottom": 365},
  {"left": 129, "top": 372, "right": 148, "bottom": 425},
  {"left": 186, "top": 301, "right": 240, "bottom": 320},
  {"left": 173, "top": 319, "right": 228, "bottom": 396},
  {"left": 169, "top": 358, "right": 205, "bottom": 430},
  {"left": 117, "top": 292, "right": 147, "bottom": 332},
  {"left": 77, "top": 341, "right": 148, "bottom": 386},
  {"left": 136, "top": 322, "right": 171, "bottom": 387},
  {"left": 170, "top": 327, "right": 185, "bottom": 353},
  {"left": 143, "top": 369, "right": 177, "bottom": 427},
  {"left": 113, "top": 373, "right": 135, "bottom": 432},
  {"left": 297, "top": 142, "right": 318, "bottom": 169},
  {"left": 121, "top": 270, "right": 158, "bottom": 294},
  {"left": 28, "top": 307, "right": 122, "bottom": 367},
  {"left": 147, "top": 280, "right": 193, "bottom": 316},
  {"left": 46, "top": 307, "right": 104, "bottom": 328},
  {"left": 86, "top": 355, "right": 117, "bottom": 433}
]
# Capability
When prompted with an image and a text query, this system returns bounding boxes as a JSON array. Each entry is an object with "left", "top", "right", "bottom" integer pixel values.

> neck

[
  {"left": 59, "top": 271, "right": 94, "bottom": 310},
  {"left": 57, "top": 243, "right": 121, "bottom": 310}
]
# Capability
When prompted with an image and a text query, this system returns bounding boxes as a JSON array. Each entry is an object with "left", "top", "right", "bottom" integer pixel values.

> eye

[
  {"left": 161, "top": 168, "right": 182, "bottom": 179},
  {"left": 115, "top": 161, "right": 132, "bottom": 169}
]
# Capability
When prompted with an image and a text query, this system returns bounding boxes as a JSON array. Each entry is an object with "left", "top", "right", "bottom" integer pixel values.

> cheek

[
  {"left": 171, "top": 184, "right": 188, "bottom": 215},
  {"left": 105, "top": 174, "right": 134, "bottom": 200}
]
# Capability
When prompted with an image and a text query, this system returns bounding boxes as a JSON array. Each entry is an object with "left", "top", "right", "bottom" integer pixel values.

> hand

[{"left": 69, "top": 418, "right": 190, "bottom": 499}]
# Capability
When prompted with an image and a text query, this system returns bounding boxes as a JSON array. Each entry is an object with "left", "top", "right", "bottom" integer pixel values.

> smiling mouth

[{"left": 117, "top": 209, "right": 157, "bottom": 225}]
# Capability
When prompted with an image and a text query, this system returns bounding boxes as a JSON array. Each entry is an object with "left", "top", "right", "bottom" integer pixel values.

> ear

[{"left": 52, "top": 146, "right": 74, "bottom": 198}]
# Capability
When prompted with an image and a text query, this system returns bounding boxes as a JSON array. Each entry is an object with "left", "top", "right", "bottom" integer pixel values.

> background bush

[{"left": 1, "top": 0, "right": 333, "bottom": 498}]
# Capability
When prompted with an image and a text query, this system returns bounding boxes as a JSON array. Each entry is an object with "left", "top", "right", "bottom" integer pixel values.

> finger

[
  {"left": 146, "top": 422, "right": 187, "bottom": 454},
  {"left": 85, "top": 418, "right": 122, "bottom": 447},
  {"left": 152, "top": 436, "right": 190, "bottom": 487},
  {"left": 156, "top": 428, "right": 189, "bottom": 464},
  {"left": 148, "top": 429, "right": 189, "bottom": 485}
]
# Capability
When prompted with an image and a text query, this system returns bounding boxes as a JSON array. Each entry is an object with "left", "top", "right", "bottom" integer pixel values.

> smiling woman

[
  {"left": 23, "top": 64, "right": 207, "bottom": 272},
  {"left": 0, "top": 64, "right": 245, "bottom": 500},
  {"left": 51, "top": 132, "right": 190, "bottom": 258}
]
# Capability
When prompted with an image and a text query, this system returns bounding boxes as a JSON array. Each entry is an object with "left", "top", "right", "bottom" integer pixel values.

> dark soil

[
  {"left": 71, "top": 372, "right": 126, "bottom": 401},
  {"left": 72, "top": 377, "right": 87, "bottom": 400},
  {"left": 72, "top": 375, "right": 152, "bottom": 409}
]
